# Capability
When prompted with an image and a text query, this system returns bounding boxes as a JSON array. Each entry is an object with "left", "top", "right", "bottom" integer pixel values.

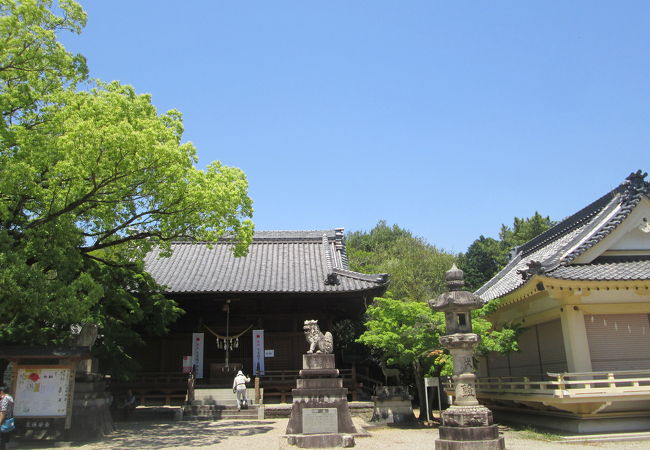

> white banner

[
  {"left": 253, "top": 329, "right": 265, "bottom": 376},
  {"left": 192, "top": 333, "right": 204, "bottom": 379}
]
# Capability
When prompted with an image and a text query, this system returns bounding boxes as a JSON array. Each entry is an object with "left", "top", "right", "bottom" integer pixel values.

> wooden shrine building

[
  {"left": 136, "top": 228, "right": 389, "bottom": 387},
  {"left": 474, "top": 170, "right": 650, "bottom": 433}
]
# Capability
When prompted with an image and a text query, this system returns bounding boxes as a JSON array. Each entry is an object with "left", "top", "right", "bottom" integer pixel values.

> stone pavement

[{"left": 10, "top": 417, "right": 650, "bottom": 449}]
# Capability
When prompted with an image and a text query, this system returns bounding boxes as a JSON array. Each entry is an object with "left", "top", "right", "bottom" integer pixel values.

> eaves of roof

[
  {"left": 476, "top": 171, "right": 650, "bottom": 302},
  {"left": 144, "top": 229, "right": 389, "bottom": 296}
]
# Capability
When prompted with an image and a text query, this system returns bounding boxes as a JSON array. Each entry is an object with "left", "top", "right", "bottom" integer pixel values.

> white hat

[{"left": 237, "top": 370, "right": 243, "bottom": 376}]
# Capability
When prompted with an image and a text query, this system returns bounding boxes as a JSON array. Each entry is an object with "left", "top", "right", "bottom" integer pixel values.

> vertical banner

[
  {"left": 182, "top": 356, "right": 192, "bottom": 374},
  {"left": 192, "top": 333, "right": 204, "bottom": 379},
  {"left": 252, "top": 329, "right": 265, "bottom": 376}
]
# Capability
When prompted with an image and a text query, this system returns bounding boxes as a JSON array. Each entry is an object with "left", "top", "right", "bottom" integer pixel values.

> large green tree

[
  {"left": 357, "top": 297, "right": 444, "bottom": 415},
  {"left": 357, "top": 296, "right": 519, "bottom": 418},
  {"left": 0, "top": 1, "right": 254, "bottom": 374},
  {"left": 347, "top": 221, "right": 455, "bottom": 301},
  {"left": 458, "top": 212, "right": 555, "bottom": 291},
  {"left": 347, "top": 222, "right": 519, "bottom": 417}
]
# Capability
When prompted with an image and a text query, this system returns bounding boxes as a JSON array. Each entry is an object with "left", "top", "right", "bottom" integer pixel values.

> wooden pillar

[{"left": 560, "top": 306, "right": 592, "bottom": 373}]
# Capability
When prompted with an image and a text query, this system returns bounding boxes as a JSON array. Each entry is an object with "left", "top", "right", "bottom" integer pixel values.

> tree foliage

[
  {"left": 357, "top": 297, "right": 443, "bottom": 369},
  {"left": 356, "top": 296, "right": 443, "bottom": 415},
  {"left": 347, "top": 221, "right": 455, "bottom": 301},
  {"left": 0, "top": 1, "right": 254, "bottom": 374},
  {"left": 458, "top": 212, "right": 555, "bottom": 291},
  {"left": 357, "top": 296, "right": 519, "bottom": 416}
]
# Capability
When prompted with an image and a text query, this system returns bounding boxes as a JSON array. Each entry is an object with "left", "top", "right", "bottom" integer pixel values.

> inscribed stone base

[
  {"left": 303, "top": 354, "right": 336, "bottom": 369},
  {"left": 285, "top": 354, "right": 357, "bottom": 447},
  {"left": 285, "top": 394, "right": 357, "bottom": 435}
]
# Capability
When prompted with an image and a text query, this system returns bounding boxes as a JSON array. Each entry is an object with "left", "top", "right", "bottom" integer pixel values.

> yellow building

[{"left": 475, "top": 170, "right": 650, "bottom": 433}]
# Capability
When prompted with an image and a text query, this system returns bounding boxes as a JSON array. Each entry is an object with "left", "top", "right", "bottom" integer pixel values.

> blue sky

[{"left": 63, "top": 1, "right": 649, "bottom": 253}]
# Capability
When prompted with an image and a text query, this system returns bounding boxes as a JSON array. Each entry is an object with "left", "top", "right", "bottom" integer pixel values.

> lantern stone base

[
  {"left": 436, "top": 425, "right": 504, "bottom": 450},
  {"left": 435, "top": 406, "right": 504, "bottom": 449},
  {"left": 442, "top": 405, "right": 494, "bottom": 427}
]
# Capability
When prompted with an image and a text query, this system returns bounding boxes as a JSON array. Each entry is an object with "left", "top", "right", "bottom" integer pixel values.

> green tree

[
  {"left": 0, "top": 0, "right": 88, "bottom": 135},
  {"left": 347, "top": 221, "right": 455, "bottom": 301},
  {"left": 349, "top": 222, "right": 522, "bottom": 416},
  {"left": 357, "top": 297, "right": 444, "bottom": 415},
  {"left": 458, "top": 212, "right": 555, "bottom": 291},
  {"left": 0, "top": 1, "right": 254, "bottom": 375},
  {"left": 357, "top": 296, "right": 519, "bottom": 418},
  {"left": 458, "top": 236, "right": 502, "bottom": 292}
]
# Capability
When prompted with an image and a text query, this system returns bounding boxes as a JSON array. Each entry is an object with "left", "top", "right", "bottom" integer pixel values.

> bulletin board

[{"left": 13, "top": 366, "right": 72, "bottom": 417}]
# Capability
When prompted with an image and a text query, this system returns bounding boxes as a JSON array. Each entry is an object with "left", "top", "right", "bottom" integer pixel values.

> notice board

[{"left": 14, "top": 366, "right": 72, "bottom": 417}]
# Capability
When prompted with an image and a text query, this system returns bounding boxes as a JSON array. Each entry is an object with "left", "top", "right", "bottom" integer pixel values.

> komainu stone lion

[{"left": 303, "top": 319, "right": 334, "bottom": 354}]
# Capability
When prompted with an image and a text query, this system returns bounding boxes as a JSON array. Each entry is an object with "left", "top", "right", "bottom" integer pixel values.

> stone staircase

[{"left": 183, "top": 388, "right": 261, "bottom": 421}]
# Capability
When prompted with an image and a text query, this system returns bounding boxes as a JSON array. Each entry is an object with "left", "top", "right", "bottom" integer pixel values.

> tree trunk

[{"left": 412, "top": 359, "right": 426, "bottom": 420}]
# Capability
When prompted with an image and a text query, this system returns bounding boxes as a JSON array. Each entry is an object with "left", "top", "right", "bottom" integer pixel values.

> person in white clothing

[{"left": 232, "top": 370, "right": 250, "bottom": 411}]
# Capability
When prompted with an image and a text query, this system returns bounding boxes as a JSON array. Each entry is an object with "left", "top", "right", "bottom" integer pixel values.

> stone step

[
  {"left": 182, "top": 405, "right": 260, "bottom": 420},
  {"left": 192, "top": 387, "right": 256, "bottom": 406}
]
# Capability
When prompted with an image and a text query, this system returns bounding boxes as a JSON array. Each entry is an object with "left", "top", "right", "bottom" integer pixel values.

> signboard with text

[
  {"left": 192, "top": 333, "right": 204, "bottom": 379},
  {"left": 14, "top": 367, "right": 71, "bottom": 417},
  {"left": 253, "top": 329, "right": 265, "bottom": 375}
]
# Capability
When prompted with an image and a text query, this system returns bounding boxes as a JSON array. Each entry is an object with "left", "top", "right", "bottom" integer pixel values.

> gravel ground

[{"left": 9, "top": 418, "right": 650, "bottom": 449}]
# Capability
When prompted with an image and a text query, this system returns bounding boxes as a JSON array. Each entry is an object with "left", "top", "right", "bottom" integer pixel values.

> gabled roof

[
  {"left": 477, "top": 170, "right": 650, "bottom": 301},
  {"left": 144, "top": 229, "right": 389, "bottom": 295}
]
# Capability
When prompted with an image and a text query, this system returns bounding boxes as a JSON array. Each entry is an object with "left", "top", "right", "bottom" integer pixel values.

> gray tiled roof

[
  {"left": 477, "top": 171, "right": 650, "bottom": 301},
  {"left": 549, "top": 259, "right": 650, "bottom": 281},
  {"left": 144, "top": 229, "right": 389, "bottom": 295}
]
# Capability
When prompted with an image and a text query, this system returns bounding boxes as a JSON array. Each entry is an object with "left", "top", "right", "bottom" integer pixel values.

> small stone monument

[
  {"left": 429, "top": 265, "right": 505, "bottom": 450},
  {"left": 370, "top": 385, "right": 415, "bottom": 425},
  {"left": 284, "top": 320, "right": 356, "bottom": 448}
]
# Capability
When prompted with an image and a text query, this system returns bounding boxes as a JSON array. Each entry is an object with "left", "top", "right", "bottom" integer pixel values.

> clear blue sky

[{"left": 63, "top": 1, "right": 649, "bottom": 253}]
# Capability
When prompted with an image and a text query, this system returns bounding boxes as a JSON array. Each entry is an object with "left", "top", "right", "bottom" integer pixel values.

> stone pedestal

[
  {"left": 370, "top": 386, "right": 415, "bottom": 425},
  {"left": 436, "top": 405, "right": 504, "bottom": 449},
  {"left": 68, "top": 373, "right": 114, "bottom": 440},
  {"left": 284, "top": 354, "right": 356, "bottom": 448}
]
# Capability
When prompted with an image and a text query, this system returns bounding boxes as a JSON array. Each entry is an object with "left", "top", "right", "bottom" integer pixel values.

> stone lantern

[{"left": 429, "top": 264, "right": 504, "bottom": 449}]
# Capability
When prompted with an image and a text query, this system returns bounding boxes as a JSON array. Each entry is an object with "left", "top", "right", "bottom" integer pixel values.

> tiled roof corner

[
  {"left": 476, "top": 170, "right": 650, "bottom": 302},
  {"left": 562, "top": 170, "right": 649, "bottom": 265}
]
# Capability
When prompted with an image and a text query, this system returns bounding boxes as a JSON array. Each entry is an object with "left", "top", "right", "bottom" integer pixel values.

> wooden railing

[
  {"left": 109, "top": 371, "right": 190, "bottom": 406},
  {"left": 445, "top": 370, "right": 650, "bottom": 400},
  {"left": 356, "top": 372, "right": 384, "bottom": 397}
]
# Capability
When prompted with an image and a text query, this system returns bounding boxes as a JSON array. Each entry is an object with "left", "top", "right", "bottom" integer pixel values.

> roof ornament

[
  {"left": 517, "top": 260, "right": 546, "bottom": 280},
  {"left": 640, "top": 217, "right": 650, "bottom": 234},
  {"left": 324, "top": 272, "right": 340, "bottom": 285},
  {"left": 621, "top": 170, "right": 649, "bottom": 203}
]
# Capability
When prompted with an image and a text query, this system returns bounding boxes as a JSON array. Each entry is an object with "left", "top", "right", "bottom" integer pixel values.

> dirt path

[{"left": 12, "top": 418, "right": 650, "bottom": 449}]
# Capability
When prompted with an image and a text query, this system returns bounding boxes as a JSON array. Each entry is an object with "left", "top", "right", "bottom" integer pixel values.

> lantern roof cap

[{"left": 429, "top": 265, "right": 482, "bottom": 311}]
